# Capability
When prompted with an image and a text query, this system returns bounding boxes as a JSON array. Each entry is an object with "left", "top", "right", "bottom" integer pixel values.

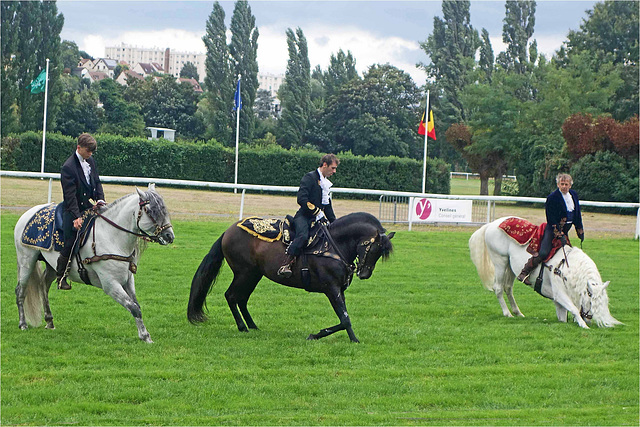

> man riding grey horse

[{"left": 57, "top": 133, "right": 106, "bottom": 290}]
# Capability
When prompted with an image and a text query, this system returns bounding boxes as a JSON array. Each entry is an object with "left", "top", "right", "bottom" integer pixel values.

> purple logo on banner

[{"left": 415, "top": 198, "right": 432, "bottom": 220}]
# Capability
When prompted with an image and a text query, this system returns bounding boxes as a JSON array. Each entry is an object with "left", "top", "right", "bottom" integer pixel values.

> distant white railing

[
  {"left": 2, "top": 170, "right": 639, "bottom": 238},
  {"left": 451, "top": 172, "right": 517, "bottom": 180}
]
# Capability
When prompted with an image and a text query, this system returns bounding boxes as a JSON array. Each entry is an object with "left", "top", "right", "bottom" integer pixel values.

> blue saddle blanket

[{"left": 21, "top": 204, "right": 65, "bottom": 251}]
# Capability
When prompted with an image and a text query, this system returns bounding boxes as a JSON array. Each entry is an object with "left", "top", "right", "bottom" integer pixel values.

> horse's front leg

[
  {"left": 308, "top": 289, "right": 359, "bottom": 343},
  {"left": 102, "top": 273, "right": 153, "bottom": 343},
  {"left": 555, "top": 302, "right": 568, "bottom": 322},
  {"left": 553, "top": 288, "right": 589, "bottom": 329}
]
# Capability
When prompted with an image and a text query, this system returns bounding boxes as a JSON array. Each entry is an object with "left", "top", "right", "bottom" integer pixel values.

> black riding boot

[
  {"left": 56, "top": 255, "right": 72, "bottom": 290},
  {"left": 517, "top": 255, "right": 541, "bottom": 283},
  {"left": 277, "top": 255, "right": 295, "bottom": 278}
]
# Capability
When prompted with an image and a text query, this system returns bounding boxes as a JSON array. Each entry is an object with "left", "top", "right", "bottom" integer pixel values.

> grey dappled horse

[{"left": 14, "top": 184, "right": 174, "bottom": 343}]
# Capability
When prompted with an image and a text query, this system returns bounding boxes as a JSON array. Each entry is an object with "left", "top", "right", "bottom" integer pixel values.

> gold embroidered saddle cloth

[
  {"left": 21, "top": 203, "right": 65, "bottom": 251},
  {"left": 236, "top": 216, "right": 330, "bottom": 255}
]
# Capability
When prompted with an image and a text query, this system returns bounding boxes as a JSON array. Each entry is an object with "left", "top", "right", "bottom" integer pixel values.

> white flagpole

[
  {"left": 234, "top": 74, "right": 241, "bottom": 194},
  {"left": 40, "top": 58, "right": 50, "bottom": 174},
  {"left": 421, "top": 90, "right": 430, "bottom": 194}
]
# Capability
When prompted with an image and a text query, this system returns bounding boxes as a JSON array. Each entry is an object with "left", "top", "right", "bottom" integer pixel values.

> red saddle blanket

[{"left": 498, "top": 217, "right": 568, "bottom": 261}]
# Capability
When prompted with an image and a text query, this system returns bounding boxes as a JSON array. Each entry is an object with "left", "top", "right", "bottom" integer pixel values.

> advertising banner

[{"left": 409, "top": 198, "right": 473, "bottom": 223}]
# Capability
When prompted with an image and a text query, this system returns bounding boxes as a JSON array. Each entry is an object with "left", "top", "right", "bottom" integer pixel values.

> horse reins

[
  {"left": 95, "top": 198, "right": 172, "bottom": 243},
  {"left": 78, "top": 197, "right": 172, "bottom": 280},
  {"left": 541, "top": 255, "right": 593, "bottom": 321}
]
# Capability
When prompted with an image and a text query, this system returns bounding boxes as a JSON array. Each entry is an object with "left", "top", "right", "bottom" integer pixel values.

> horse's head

[
  {"left": 581, "top": 280, "right": 623, "bottom": 328},
  {"left": 355, "top": 230, "right": 394, "bottom": 279},
  {"left": 135, "top": 184, "right": 174, "bottom": 245}
]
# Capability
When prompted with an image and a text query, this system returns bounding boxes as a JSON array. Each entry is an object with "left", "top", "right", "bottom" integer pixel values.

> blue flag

[{"left": 233, "top": 79, "right": 242, "bottom": 111}]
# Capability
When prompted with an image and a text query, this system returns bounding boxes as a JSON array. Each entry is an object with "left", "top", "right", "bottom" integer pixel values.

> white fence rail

[
  {"left": 451, "top": 172, "right": 517, "bottom": 180},
  {"left": 3, "top": 170, "right": 639, "bottom": 238}
]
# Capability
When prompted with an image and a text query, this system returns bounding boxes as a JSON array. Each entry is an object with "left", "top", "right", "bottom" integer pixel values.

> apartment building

[{"left": 105, "top": 43, "right": 205, "bottom": 82}]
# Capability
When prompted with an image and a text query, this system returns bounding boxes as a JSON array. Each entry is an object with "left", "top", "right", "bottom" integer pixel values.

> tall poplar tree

[
  {"left": 229, "top": 0, "right": 259, "bottom": 143},
  {"left": 497, "top": 0, "right": 537, "bottom": 75},
  {"left": 419, "top": 0, "right": 479, "bottom": 168},
  {"left": 202, "top": 1, "right": 232, "bottom": 144},
  {"left": 279, "top": 27, "right": 311, "bottom": 148},
  {"left": 1, "top": 1, "right": 64, "bottom": 136}
]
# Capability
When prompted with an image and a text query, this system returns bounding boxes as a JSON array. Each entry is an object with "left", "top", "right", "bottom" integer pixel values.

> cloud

[
  {"left": 259, "top": 24, "right": 428, "bottom": 84},
  {"left": 76, "top": 25, "right": 429, "bottom": 84}
]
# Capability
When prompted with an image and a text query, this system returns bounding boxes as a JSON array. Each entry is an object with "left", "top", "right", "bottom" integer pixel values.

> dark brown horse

[{"left": 187, "top": 212, "right": 394, "bottom": 342}]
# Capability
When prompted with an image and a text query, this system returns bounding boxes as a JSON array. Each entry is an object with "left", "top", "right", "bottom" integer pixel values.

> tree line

[{"left": 1, "top": 0, "right": 638, "bottom": 202}]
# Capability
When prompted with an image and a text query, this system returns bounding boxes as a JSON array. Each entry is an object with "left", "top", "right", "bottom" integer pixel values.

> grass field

[{"left": 1, "top": 208, "right": 638, "bottom": 425}]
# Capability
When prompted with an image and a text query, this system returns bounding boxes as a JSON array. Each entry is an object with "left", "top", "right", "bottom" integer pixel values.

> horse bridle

[
  {"left": 357, "top": 236, "right": 383, "bottom": 275},
  {"left": 543, "top": 257, "right": 593, "bottom": 321},
  {"left": 96, "top": 197, "right": 172, "bottom": 243}
]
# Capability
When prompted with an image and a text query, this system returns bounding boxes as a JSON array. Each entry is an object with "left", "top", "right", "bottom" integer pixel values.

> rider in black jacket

[
  {"left": 278, "top": 154, "right": 339, "bottom": 278},
  {"left": 57, "top": 133, "right": 106, "bottom": 290},
  {"left": 517, "top": 173, "right": 584, "bottom": 282}
]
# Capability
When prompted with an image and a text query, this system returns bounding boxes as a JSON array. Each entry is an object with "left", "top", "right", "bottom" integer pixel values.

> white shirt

[
  {"left": 316, "top": 168, "right": 333, "bottom": 220},
  {"left": 317, "top": 168, "right": 333, "bottom": 205},
  {"left": 562, "top": 191, "right": 575, "bottom": 212},
  {"left": 75, "top": 151, "right": 91, "bottom": 186}
]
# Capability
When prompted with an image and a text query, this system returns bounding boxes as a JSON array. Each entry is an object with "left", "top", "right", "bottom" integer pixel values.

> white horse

[
  {"left": 13, "top": 184, "right": 175, "bottom": 343},
  {"left": 469, "top": 217, "right": 621, "bottom": 328}
]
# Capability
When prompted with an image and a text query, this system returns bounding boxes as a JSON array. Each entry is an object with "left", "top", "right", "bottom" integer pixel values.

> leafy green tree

[
  {"left": 113, "top": 63, "right": 129, "bottom": 80},
  {"left": 1, "top": 2, "right": 20, "bottom": 135},
  {"left": 497, "top": 0, "right": 537, "bottom": 75},
  {"left": 255, "top": 89, "right": 274, "bottom": 119},
  {"left": 322, "top": 49, "right": 359, "bottom": 97},
  {"left": 478, "top": 28, "right": 494, "bottom": 83},
  {"left": 55, "top": 74, "right": 101, "bottom": 136},
  {"left": 229, "top": 0, "right": 259, "bottom": 143},
  {"left": 125, "top": 75, "right": 203, "bottom": 139},
  {"left": 461, "top": 71, "right": 522, "bottom": 195},
  {"left": 563, "top": 0, "right": 638, "bottom": 121},
  {"left": 95, "top": 78, "right": 145, "bottom": 137},
  {"left": 180, "top": 61, "right": 200, "bottom": 82},
  {"left": 279, "top": 27, "right": 311, "bottom": 148},
  {"left": 315, "top": 64, "right": 421, "bottom": 158},
  {"left": 419, "top": 0, "right": 479, "bottom": 168},
  {"left": 60, "top": 40, "right": 81, "bottom": 70},
  {"left": 202, "top": 1, "right": 233, "bottom": 144},
  {"left": 1, "top": 1, "right": 64, "bottom": 136}
]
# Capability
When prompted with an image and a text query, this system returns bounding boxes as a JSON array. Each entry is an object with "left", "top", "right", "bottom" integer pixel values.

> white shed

[{"left": 147, "top": 127, "right": 176, "bottom": 142}]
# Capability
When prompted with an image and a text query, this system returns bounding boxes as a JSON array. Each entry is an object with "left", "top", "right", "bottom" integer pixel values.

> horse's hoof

[
  {"left": 350, "top": 338, "right": 360, "bottom": 343},
  {"left": 45, "top": 323, "right": 55, "bottom": 329},
  {"left": 19, "top": 324, "right": 28, "bottom": 330}
]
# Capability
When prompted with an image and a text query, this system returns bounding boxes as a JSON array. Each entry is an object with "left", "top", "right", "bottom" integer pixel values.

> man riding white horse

[
  {"left": 57, "top": 133, "right": 106, "bottom": 290},
  {"left": 517, "top": 173, "right": 585, "bottom": 283}
]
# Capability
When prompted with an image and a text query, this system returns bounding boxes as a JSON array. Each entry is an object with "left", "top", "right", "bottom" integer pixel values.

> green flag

[{"left": 26, "top": 69, "right": 46, "bottom": 94}]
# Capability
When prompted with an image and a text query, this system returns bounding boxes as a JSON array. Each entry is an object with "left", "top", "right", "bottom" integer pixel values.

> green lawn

[{"left": 2, "top": 212, "right": 638, "bottom": 425}]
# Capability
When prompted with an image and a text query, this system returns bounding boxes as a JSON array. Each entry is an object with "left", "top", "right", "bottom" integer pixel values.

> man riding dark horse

[
  {"left": 278, "top": 154, "right": 339, "bottom": 278},
  {"left": 517, "top": 173, "right": 585, "bottom": 282}
]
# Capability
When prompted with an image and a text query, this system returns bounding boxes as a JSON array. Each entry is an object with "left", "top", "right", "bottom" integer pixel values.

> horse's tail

[
  {"left": 22, "top": 261, "right": 45, "bottom": 327},
  {"left": 187, "top": 233, "right": 225, "bottom": 324},
  {"left": 469, "top": 223, "right": 495, "bottom": 291}
]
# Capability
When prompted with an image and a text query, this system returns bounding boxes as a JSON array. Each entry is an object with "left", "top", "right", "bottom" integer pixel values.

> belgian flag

[{"left": 418, "top": 108, "right": 436, "bottom": 140}]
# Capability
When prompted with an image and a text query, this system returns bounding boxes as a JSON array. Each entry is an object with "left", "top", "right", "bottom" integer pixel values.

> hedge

[{"left": 1, "top": 132, "right": 451, "bottom": 195}]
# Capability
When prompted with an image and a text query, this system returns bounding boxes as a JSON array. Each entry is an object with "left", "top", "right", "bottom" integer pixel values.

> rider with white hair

[{"left": 518, "top": 173, "right": 585, "bottom": 282}]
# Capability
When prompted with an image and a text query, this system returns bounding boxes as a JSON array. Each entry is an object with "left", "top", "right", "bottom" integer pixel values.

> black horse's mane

[
  {"left": 331, "top": 212, "right": 386, "bottom": 232},
  {"left": 330, "top": 212, "right": 393, "bottom": 258}
]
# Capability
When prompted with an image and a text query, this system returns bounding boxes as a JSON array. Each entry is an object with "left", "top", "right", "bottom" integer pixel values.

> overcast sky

[{"left": 57, "top": 0, "right": 598, "bottom": 84}]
